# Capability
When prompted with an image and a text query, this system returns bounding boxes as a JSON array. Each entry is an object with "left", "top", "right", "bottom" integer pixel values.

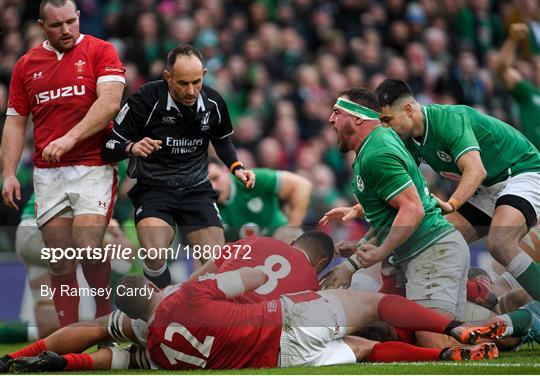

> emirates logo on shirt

[{"left": 74, "top": 59, "right": 86, "bottom": 74}]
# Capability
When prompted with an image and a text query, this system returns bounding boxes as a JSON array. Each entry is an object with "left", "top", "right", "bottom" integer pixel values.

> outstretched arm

[
  {"left": 278, "top": 171, "right": 312, "bottom": 226},
  {"left": 496, "top": 23, "right": 528, "bottom": 89}
]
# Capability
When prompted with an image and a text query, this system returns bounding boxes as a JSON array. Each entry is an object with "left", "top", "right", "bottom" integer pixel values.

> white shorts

[
  {"left": 468, "top": 172, "right": 540, "bottom": 225},
  {"left": 398, "top": 231, "right": 470, "bottom": 318},
  {"left": 279, "top": 291, "right": 356, "bottom": 367},
  {"left": 15, "top": 218, "right": 48, "bottom": 280},
  {"left": 33, "top": 165, "right": 117, "bottom": 228}
]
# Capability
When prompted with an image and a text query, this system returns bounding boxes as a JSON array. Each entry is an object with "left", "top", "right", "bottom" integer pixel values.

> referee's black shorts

[{"left": 128, "top": 181, "right": 223, "bottom": 234}]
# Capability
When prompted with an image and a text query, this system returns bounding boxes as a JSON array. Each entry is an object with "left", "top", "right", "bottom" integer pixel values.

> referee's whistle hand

[{"left": 132, "top": 137, "right": 162, "bottom": 158}]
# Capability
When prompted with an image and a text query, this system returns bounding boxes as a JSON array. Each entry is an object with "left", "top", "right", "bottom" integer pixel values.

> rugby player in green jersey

[
  {"left": 207, "top": 158, "right": 312, "bottom": 243},
  {"left": 325, "top": 88, "right": 470, "bottom": 347},
  {"left": 374, "top": 78, "right": 540, "bottom": 302}
]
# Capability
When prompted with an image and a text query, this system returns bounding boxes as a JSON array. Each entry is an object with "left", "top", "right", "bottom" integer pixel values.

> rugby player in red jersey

[{"left": 2, "top": 0, "right": 125, "bottom": 326}]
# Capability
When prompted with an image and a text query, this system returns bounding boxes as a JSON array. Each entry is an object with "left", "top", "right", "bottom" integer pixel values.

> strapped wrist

[{"left": 448, "top": 197, "right": 462, "bottom": 212}]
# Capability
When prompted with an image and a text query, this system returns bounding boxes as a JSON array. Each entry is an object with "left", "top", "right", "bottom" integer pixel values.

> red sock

[
  {"left": 81, "top": 262, "right": 112, "bottom": 317},
  {"left": 63, "top": 353, "right": 93, "bottom": 371},
  {"left": 368, "top": 341, "right": 442, "bottom": 362},
  {"left": 9, "top": 339, "right": 47, "bottom": 358},
  {"left": 377, "top": 295, "right": 452, "bottom": 333},
  {"left": 50, "top": 272, "right": 80, "bottom": 326}
]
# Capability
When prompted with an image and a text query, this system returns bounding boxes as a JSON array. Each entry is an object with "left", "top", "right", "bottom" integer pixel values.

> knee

[{"left": 487, "top": 235, "right": 516, "bottom": 262}]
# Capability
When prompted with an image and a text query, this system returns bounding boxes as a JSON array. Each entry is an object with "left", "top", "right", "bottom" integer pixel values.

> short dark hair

[
  {"left": 115, "top": 275, "right": 153, "bottom": 320},
  {"left": 39, "top": 0, "right": 77, "bottom": 20},
  {"left": 339, "top": 87, "right": 380, "bottom": 112},
  {"left": 166, "top": 44, "right": 204, "bottom": 71},
  {"left": 292, "top": 230, "right": 334, "bottom": 269},
  {"left": 375, "top": 79, "right": 415, "bottom": 107}
]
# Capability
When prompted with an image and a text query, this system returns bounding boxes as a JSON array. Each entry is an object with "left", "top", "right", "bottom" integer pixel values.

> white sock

[
  {"left": 27, "top": 325, "right": 39, "bottom": 341},
  {"left": 499, "top": 314, "right": 514, "bottom": 337},
  {"left": 506, "top": 252, "right": 534, "bottom": 279},
  {"left": 501, "top": 272, "right": 523, "bottom": 289}
]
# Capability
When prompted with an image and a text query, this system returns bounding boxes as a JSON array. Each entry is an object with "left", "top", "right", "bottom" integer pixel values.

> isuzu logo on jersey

[{"left": 34, "top": 85, "right": 86, "bottom": 104}]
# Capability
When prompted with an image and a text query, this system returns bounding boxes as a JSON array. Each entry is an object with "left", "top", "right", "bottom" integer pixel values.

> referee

[{"left": 102, "top": 44, "right": 255, "bottom": 287}]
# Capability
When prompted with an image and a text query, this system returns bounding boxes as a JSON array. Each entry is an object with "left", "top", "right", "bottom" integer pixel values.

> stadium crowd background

[{"left": 0, "top": 0, "right": 539, "bottom": 251}]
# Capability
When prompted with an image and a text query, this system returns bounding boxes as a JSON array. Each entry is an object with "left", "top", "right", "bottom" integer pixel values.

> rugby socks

[
  {"left": 81, "top": 262, "right": 112, "bottom": 317},
  {"left": 499, "top": 310, "right": 531, "bottom": 337},
  {"left": 507, "top": 252, "right": 540, "bottom": 301},
  {"left": 367, "top": 341, "right": 441, "bottom": 362},
  {"left": 143, "top": 262, "right": 171, "bottom": 289},
  {"left": 9, "top": 339, "right": 47, "bottom": 358},
  {"left": 377, "top": 295, "right": 459, "bottom": 334},
  {"left": 50, "top": 272, "right": 80, "bottom": 326},
  {"left": 63, "top": 353, "right": 93, "bottom": 371}
]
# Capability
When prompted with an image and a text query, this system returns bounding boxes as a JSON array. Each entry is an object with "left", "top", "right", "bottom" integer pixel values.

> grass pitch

[{"left": 1, "top": 343, "right": 539, "bottom": 374}]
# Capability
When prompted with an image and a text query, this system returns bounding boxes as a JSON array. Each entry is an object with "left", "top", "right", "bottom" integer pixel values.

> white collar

[
  {"left": 42, "top": 34, "right": 84, "bottom": 60},
  {"left": 166, "top": 91, "right": 180, "bottom": 112}
]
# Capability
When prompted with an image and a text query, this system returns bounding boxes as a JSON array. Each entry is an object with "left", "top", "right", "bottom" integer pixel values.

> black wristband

[{"left": 126, "top": 142, "right": 134, "bottom": 155}]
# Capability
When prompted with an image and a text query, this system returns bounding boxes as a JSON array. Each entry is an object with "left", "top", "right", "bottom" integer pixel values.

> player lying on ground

[
  {"left": 5, "top": 269, "right": 504, "bottom": 372},
  {"left": 0, "top": 231, "right": 335, "bottom": 371}
]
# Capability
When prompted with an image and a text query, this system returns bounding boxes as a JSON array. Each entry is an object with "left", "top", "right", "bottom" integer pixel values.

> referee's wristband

[
  {"left": 126, "top": 142, "right": 134, "bottom": 156},
  {"left": 229, "top": 161, "right": 244, "bottom": 174}
]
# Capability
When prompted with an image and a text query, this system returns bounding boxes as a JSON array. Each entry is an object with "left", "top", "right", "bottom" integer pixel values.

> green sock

[
  {"left": 0, "top": 321, "right": 29, "bottom": 343},
  {"left": 506, "top": 309, "right": 532, "bottom": 336},
  {"left": 515, "top": 263, "right": 540, "bottom": 301}
]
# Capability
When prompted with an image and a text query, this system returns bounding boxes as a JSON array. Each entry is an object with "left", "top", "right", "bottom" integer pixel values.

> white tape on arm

[{"left": 216, "top": 270, "right": 246, "bottom": 298}]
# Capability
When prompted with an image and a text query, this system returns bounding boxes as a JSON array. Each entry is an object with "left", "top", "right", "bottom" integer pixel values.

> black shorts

[{"left": 128, "top": 181, "right": 222, "bottom": 234}]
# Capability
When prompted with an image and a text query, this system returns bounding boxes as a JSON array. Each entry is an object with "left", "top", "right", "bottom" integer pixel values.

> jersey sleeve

[
  {"left": 440, "top": 111, "right": 480, "bottom": 163},
  {"left": 209, "top": 90, "right": 234, "bottom": 139},
  {"left": 112, "top": 86, "right": 153, "bottom": 142},
  {"left": 252, "top": 169, "right": 279, "bottom": 195},
  {"left": 510, "top": 79, "right": 535, "bottom": 104},
  {"left": 93, "top": 40, "right": 126, "bottom": 85},
  {"left": 6, "top": 58, "right": 30, "bottom": 116},
  {"left": 366, "top": 153, "right": 414, "bottom": 203}
]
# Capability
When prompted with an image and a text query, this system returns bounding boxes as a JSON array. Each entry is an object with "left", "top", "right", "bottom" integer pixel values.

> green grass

[{"left": 1, "top": 343, "right": 539, "bottom": 374}]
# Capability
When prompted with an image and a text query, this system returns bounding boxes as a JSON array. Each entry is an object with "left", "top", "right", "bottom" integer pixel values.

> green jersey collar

[
  {"left": 357, "top": 125, "right": 383, "bottom": 157},
  {"left": 416, "top": 105, "right": 430, "bottom": 146}
]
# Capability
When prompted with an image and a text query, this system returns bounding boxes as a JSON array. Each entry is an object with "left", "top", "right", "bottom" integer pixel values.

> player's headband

[{"left": 334, "top": 97, "right": 379, "bottom": 120}]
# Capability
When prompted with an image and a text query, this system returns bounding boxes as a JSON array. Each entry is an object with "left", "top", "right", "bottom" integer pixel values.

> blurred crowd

[{"left": 1, "top": 0, "right": 539, "bottom": 248}]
